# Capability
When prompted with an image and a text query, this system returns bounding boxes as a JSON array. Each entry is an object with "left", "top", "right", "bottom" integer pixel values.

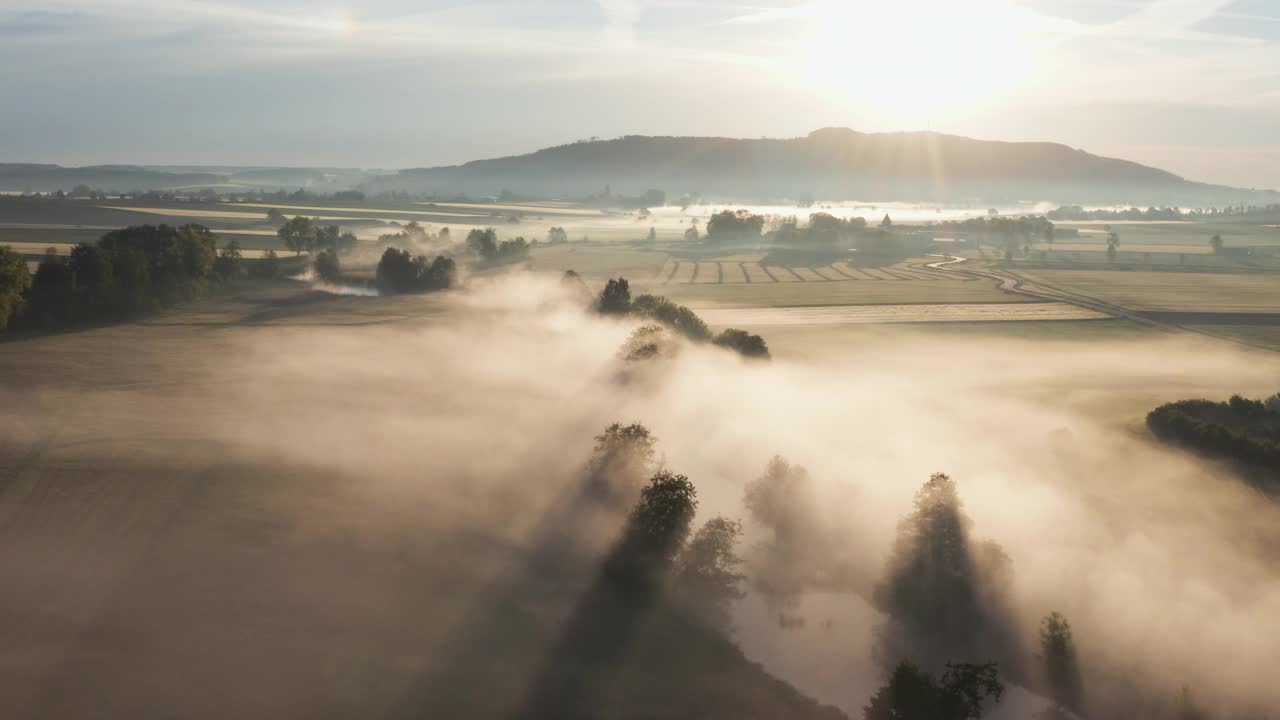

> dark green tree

[
  {"left": 712, "top": 328, "right": 770, "bottom": 359},
  {"left": 675, "top": 515, "right": 746, "bottom": 631},
  {"left": 252, "top": 249, "right": 283, "bottom": 279},
  {"left": 314, "top": 248, "right": 341, "bottom": 282},
  {"left": 873, "top": 474, "right": 1022, "bottom": 675},
  {"left": 864, "top": 661, "right": 1003, "bottom": 720},
  {"left": 278, "top": 216, "right": 318, "bottom": 256},
  {"left": 1209, "top": 235, "right": 1224, "bottom": 254},
  {"left": 630, "top": 293, "right": 709, "bottom": 341},
  {"left": 1040, "top": 612, "right": 1085, "bottom": 715},
  {"left": 605, "top": 470, "right": 698, "bottom": 588},
  {"left": 0, "top": 245, "right": 33, "bottom": 330},
  {"left": 597, "top": 277, "right": 632, "bottom": 314},
  {"left": 213, "top": 240, "right": 243, "bottom": 280},
  {"left": 465, "top": 227, "right": 499, "bottom": 258}
]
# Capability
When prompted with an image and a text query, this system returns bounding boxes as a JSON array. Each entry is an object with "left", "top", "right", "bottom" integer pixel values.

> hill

[
  {"left": 367, "top": 128, "right": 1276, "bottom": 205},
  {"left": 0, "top": 163, "right": 228, "bottom": 192}
]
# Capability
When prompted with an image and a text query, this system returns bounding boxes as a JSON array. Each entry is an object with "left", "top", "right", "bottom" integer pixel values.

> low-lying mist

[{"left": 2, "top": 273, "right": 1278, "bottom": 718}]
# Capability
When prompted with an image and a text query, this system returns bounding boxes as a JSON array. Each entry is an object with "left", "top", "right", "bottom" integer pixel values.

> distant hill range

[
  {"left": 6, "top": 129, "right": 1275, "bottom": 205},
  {"left": 368, "top": 128, "right": 1277, "bottom": 206},
  {"left": 0, "top": 164, "right": 388, "bottom": 193}
]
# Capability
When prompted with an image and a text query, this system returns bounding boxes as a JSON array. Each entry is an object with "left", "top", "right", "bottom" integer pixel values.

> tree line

[
  {"left": 0, "top": 225, "right": 275, "bottom": 333},
  {"left": 1147, "top": 394, "right": 1280, "bottom": 494},
  {"left": 591, "top": 276, "right": 770, "bottom": 359},
  {"left": 548, "top": 424, "right": 1102, "bottom": 720}
]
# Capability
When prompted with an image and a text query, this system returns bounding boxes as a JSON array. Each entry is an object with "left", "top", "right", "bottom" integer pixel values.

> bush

[
  {"left": 314, "top": 248, "right": 341, "bottom": 282},
  {"left": 712, "top": 328, "right": 770, "bottom": 359},
  {"left": 630, "top": 294, "right": 709, "bottom": 341},
  {"left": 597, "top": 277, "right": 632, "bottom": 314},
  {"left": 375, "top": 247, "right": 456, "bottom": 294}
]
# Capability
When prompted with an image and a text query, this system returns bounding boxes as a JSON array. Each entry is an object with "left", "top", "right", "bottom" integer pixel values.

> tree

[
  {"left": 547, "top": 226, "right": 569, "bottom": 244},
  {"left": 618, "top": 324, "right": 678, "bottom": 363},
  {"left": 278, "top": 216, "right": 318, "bottom": 256},
  {"left": 864, "top": 661, "right": 1003, "bottom": 720},
  {"left": 1106, "top": 231, "right": 1119, "bottom": 262},
  {"left": 605, "top": 470, "right": 698, "bottom": 588},
  {"left": 465, "top": 228, "right": 499, "bottom": 258},
  {"left": 646, "top": 227, "right": 657, "bottom": 243},
  {"left": 597, "top": 277, "right": 631, "bottom": 314},
  {"left": 873, "top": 474, "right": 1021, "bottom": 675},
  {"left": 675, "top": 516, "right": 746, "bottom": 631},
  {"left": 252, "top": 249, "right": 284, "bottom": 279},
  {"left": 712, "top": 328, "right": 770, "bottom": 359},
  {"left": 630, "top": 294, "right": 710, "bottom": 341},
  {"left": 1040, "top": 612, "right": 1085, "bottom": 715},
  {"left": 337, "top": 232, "right": 359, "bottom": 255},
  {"left": 68, "top": 243, "right": 115, "bottom": 309},
  {"left": 880, "top": 214, "right": 894, "bottom": 229},
  {"left": 314, "top": 248, "right": 341, "bottom": 282},
  {"left": 266, "top": 207, "right": 285, "bottom": 223},
  {"left": 706, "top": 210, "right": 765, "bottom": 243},
  {"left": 586, "top": 422, "right": 658, "bottom": 497},
  {"left": 25, "top": 250, "right": 75, "bottom": 327},
  {"left": 1209, "top": 234, "right": 1224, "bottom": 254},
  {"left": 213, "top": 240, "right": 243, "bottom": 280},
  {"left": 0, "top": 245, "right": 33, "bottom": 330},
  {"left": 315, "top": 224, "right": 341, "bottom": 252},
  {"left": 375, "top": 248, "right": 455, "bottom": 294}
]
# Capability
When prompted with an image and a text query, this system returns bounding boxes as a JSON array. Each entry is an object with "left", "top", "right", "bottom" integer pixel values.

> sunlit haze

[{"left": 3, "top": 0, "right": 1279, "bottom": 187}]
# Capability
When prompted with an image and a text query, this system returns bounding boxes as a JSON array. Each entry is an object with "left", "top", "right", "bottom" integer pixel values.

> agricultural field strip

[
  {"left": 416, "top": 202, "right": 605, "bottom": 216},
  {"left": 231, "top": 202, "right": 494, "bottom": 217},
  {"left": 657, "top": 260, "right": 961, "bottom": 285},
  {"left": 697, "top": 302, "right": 1106, "bottom": 326},
  {"left": 766, "top": 266, "right": 804, "bottom": 282},
  {"left": 3, "top": 241, "right": 278, "bottom": 259}
]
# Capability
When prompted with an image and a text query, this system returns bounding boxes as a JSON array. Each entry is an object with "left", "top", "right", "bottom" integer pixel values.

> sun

[{"left": 797, "top": 0, "right": 1045, "bottom": 122}]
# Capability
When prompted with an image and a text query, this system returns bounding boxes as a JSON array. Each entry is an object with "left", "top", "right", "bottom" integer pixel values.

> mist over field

[{"left": 3, "top": 275, "right": 1277, "bottom": 718}]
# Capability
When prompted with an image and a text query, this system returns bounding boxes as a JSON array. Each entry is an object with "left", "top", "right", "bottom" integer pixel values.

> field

[
  {"left": 6, "top": 198, "right": 1280, "bottom": 351},
  {"left": 1023, "top": 269, "right": 1280, "bottom": 313},
  {"left": 697, "top": 302, "right": 1104, "bottom": 326},
  {"left": 653, "top": 279, "right": 1034, "bottom": 308}
]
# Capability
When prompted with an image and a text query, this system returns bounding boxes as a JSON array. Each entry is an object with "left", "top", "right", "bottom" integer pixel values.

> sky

[{"left": 1, "top": 0, "right": 1279, "bottom": 189}]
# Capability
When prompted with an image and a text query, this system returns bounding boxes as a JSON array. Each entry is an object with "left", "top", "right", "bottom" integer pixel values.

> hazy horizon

[{"left": 3, "top": 1, "right": 1280, "bottom": 189}]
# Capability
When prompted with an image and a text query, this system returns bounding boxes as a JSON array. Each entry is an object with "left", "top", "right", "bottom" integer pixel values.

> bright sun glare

[{"left": 801, "top": 0, "right": 1044, "bottom": 120}]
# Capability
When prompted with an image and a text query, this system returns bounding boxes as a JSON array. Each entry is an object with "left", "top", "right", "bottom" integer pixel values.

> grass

[
  {"left": 1055, "top": 221, "right": 1280, "bottom": 248},
  {"left": 697, "top": 302, "right": 1105, "bottom": 326},
  {"left": 1180, "top": 324, "right": 1280, "bottom": 351},
  {"left": 1024, "top": 269, "right": 1280, "bottom": 312},
  {"left": 649, "top": 279, "right": 1035, "bottom": 308},
  {"left": 758, "top": 319, "right": 1170, "bottom": 359},
  {"left": 528, "top": 244, "right": 670, "bottom": 282}
]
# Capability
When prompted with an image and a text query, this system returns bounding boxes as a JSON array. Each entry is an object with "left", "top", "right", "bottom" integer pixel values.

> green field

[
  {"left": 758, "top": 319, "right": 1172, "bottom": 359},
  {"left": 1024, "top": 269, "right": 1280, "bottom": 312},
  {"left": 1181, "top": 324, "right": 1280, "bottom": 351},
  {"left": 651, "top": 278, "right": 1032, "bottom": 308}
]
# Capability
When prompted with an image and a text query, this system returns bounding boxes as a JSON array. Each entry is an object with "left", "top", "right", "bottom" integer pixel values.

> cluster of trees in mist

[
  {"left": 691, "top": 209, "right": 919, "bottom": 258},
  {"left": 1047, "top": 204, "right": 1280, "bottom": 221},
  {"left": 374, "top": 248, "right": 456, "bottom": 294},
  {"left": 0, "top": 225, "right": 274, "bottom": 333},
  {"left": 1147, "top": 393, "right": 1280, "bottom": 494},
  {"left": 589, "top": 276, "right": 770, "bottom": 360},
  {"left": 935, "top": 215, "right": 1057, "bottom": 260},
  {"left": 464, "top": 228, "right": 531, "bottom": 262},
  {"left": 543, "top": 421, "right": 1124, "bottom": 720},
  {"left": 274, "top": 215, "right": 360, "bottom": 282}
]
